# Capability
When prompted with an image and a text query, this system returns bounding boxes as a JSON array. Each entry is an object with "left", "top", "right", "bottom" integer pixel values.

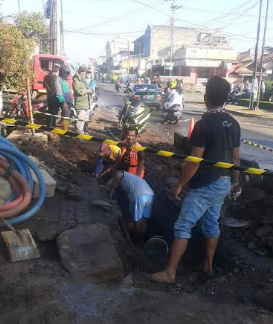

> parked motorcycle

[
  {"left": 119, "top": 98, "right": 151, "bottom": 135},
  {"left": 8, "top": 92, "right": 47, "bottom": 118}
]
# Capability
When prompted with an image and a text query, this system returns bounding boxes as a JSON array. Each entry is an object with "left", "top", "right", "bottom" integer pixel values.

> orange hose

[{"left": 0, "top": 160, "right": 32, "bottom": 219}]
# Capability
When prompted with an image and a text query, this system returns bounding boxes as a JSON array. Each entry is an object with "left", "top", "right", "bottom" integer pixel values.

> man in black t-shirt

[{"left": 148, "top": 76, "right": 241, "bottom": 284}]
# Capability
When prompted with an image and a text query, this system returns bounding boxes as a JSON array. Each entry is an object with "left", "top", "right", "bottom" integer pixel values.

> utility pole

[
  {"left": 49, "top": 0, "right": 65, "bottom": 56},
  {"left": 138, "top": 40, "right": 141, "bottom": 77},
  {"left": 17, "top": 0, "right": 21, "bottom": 13},
  {"left": 166, "top": 0, "right": 182, "bottom": 76},
  {"left": 256, "top": 0, "right": 270, "bottom": 109},
  {"left": 249, "top": 0, "right": 263, "bottom": 110},
  {"left": 60, "top": 0, "right": 65, "bottom": 55}
]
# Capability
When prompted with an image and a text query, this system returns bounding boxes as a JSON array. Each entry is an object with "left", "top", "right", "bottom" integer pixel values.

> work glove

[{"left": 229, "top": 182, "right": 242, "bottom": 201}]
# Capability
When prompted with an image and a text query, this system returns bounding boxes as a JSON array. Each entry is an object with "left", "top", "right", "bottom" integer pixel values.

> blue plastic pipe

[{"left": 0, "top": 138, "right": 46, "bottom": 226}]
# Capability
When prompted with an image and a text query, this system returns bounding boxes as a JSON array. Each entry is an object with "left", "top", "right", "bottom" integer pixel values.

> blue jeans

[
  {"left": 130, "top": 194, "right": 154, "bottom": 222},
  {"left": 174, "top": 177, "right": 231, "bottom": 239}
]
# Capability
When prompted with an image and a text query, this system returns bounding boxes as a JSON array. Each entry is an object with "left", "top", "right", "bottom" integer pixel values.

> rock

[
  {"left": 247, "top": 241, "right": 256, "bottom": 250},
  {"left": 256, "top": 225, "right": 273, "bottom": 238},
  {"left": 57, "top": 224, "right": 124, "bottom": 281},
  {"left": 254, "top": 284, "right": 273, "bottom": 312},
  {"left": 93, "top": 200, "right": 113, "bottom": 212}
]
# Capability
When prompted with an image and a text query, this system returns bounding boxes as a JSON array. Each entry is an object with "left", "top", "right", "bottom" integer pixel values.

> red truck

[{"left": 32, "top": 54, "right": 75, "bottom": 98}]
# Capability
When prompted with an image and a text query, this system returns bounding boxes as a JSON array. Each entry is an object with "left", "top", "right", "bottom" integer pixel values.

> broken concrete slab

[
  {"left": 31, "top": 168, "right": 57, "bottom": 198},
  {"left": 57, "top": 224, "right": 124, "bottom": 281}
]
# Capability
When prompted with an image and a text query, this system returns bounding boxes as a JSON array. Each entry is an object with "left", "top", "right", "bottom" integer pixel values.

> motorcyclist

[
  {"left": 162, "top": 80, "right": 183, "bottom": 124},
  {"left": 115, "top": 78, "right": 121, "bottom": 92}
]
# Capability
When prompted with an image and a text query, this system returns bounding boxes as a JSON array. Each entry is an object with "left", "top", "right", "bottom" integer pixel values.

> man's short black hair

[
  {"left": 206, "top": 76, "right": 231, "bottom": 107},
  {"left": 126, "top": 125, "right": 138, "bottom": 136}
]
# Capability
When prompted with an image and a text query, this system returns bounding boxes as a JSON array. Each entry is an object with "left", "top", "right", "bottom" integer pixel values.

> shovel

[{"left": 1, "top": 219, "right": 40, "bottom": 262}]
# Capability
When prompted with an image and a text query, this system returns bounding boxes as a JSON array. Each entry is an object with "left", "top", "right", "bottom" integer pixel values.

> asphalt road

[{"left": 95, "top": 83, "right": 273, "bottom": 170}]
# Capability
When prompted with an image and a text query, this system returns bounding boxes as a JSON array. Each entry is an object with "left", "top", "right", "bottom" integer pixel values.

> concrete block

[
  {"left": 22, "top": 132, "right": 48, "bottom": 144},
  {"left": 30, "top": 168, "right": 56, "bottom": 198},
  {"left": 57, "top": 224, "right": 124, "bottom": 281}
]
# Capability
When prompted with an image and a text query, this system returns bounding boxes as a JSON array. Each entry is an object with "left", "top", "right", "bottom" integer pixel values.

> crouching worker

[
  {"left": 93, "top": 143, "right": 121, "bottom": 178},
  {"left": 109, "top": 171, "right": 154, "bottom": 245}
]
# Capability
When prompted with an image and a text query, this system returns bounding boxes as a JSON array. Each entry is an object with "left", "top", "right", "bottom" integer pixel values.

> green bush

[
  {"left": 237, "top": 99, "right": 273, "bottom": 110},
  {"left": 265, "top": 81, "right": 273, "bottom": 91}
]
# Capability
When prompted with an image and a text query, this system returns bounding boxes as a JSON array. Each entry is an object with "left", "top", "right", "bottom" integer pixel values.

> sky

[{"left": 2, "top": 0, "right": 273, "bottom": 63}]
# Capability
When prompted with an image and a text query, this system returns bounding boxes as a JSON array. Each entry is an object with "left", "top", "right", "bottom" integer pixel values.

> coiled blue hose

[{"left": 0, "top": 136, "right": 46, "bottom": 226}]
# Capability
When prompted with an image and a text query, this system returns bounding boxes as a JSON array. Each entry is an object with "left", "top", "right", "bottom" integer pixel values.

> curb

[{"left": 226, "top": 109, "right": 264, "bottom": 118}]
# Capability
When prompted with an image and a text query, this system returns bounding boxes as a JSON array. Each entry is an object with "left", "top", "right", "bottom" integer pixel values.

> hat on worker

[
  {"left": 171, "top": 80, "right": 177, "bottom": 89},
  {"left": 99, "top": 143, "right": 111, "bottom": 157},
  {"left": 78, "top": 65, "right": 87, "bottom": 72}
]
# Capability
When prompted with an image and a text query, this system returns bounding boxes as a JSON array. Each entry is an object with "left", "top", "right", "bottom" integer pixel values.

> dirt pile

[{"left": 229, "top": 185, "right": 273, "bottom": 256}]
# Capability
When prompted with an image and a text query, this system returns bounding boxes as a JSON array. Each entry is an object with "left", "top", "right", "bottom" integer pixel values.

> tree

[
  {"left": 0, "top": 24, "right": 34, "bottom": 90},
  {"left": 14, "top": 11, "right": 49, "bottom": 53}
]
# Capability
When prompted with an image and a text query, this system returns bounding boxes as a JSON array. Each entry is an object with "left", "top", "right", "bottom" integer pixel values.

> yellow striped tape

[
  {"left": 214, "top": 162, "right": 234, "bottom": 169},
  {"left": 104, "top": 139, "right": 119, "bottom": 146},
  {"left": 130, "top": 145, "right": 147, "bottom": 152},
  {"left": 184, "top": 156, "right": 204, "bottom": 163},
  {"left": 26, "top": 123, "right": 42, "bottom": 130},
  {"left": 77, "top": 134, "right": 93, "bottom": 140},
  {"left": 52, "top": 128, "right": 67, "bottom": 135},
  {"left": 244, "top": 168, "right": 265, "bottom": 175},
  {"left": 156, "top": 150, "right": 175, "bottom": 157}
]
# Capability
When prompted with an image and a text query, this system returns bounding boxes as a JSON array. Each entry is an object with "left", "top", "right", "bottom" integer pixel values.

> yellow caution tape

[
  {"left": 2, "top": 118, "right": 17, "bottom": 124},
  {"left": 184, "top": 156, "right": 204, "bottom": 163},
  {"left": 26, "top": 123, "right": 42, "bottom": 130},
  {"left": 0, "top": 116, "right": 271, "bottom": 176},
  {"left": 51, "top": 128, "right": 67, "bottom": 135},
  {"left": 77, "top": 134, "right": 93, "bottom": 140},
  {"left": 156, "top": 150, "right": 175, "bottom": 157},
  {"left": 214, "top": 162, "right": 234, "bottom": 169},
  {"left": 242, "top": 140, "right": 273, "bottom": 152},
  {"left": 244, "top": 168, "right": 265, "bottom": 175},
  {"left": 104, "top": 139, "right": 119, "bottom": 146},
  {"left": 130, "top": 145, "right": 147, "bottom": 152}
]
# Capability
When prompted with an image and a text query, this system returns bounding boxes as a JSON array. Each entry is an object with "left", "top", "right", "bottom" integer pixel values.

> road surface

[{"left": 92, "top": 83, "right": 273, "bottom": 170}]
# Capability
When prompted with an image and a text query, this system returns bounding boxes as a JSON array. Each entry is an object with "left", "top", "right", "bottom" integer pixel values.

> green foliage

[
  {"left": 15, "top": 11, "right": 49, "bottom": 53},
  {"left": 265, "top": 81, "right": 273, "bottom": 91},
  {"left": 0, "top": 24, "right": 34, "bottom": 90},
  {"left": 238, "top": 99, "right": 273, "bottom": 110}
]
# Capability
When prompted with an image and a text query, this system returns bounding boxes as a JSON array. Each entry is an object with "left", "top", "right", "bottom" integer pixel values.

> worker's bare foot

[{"left": 146, "top": 271, "right": 175, "bottom": 284}]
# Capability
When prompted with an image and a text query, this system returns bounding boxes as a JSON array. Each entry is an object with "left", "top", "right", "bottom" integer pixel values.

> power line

[
  {"left": 68, "top": 0, "right": 164, "bottom": 33},
  {"left": 130, "top": 0, "right": 170, "bottom": 17}
]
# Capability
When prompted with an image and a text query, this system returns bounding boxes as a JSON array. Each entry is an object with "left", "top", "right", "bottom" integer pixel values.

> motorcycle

[
  {"left": 8, "top": 92, "right": 47, "bottom": 118},
  {"left": 115, "top": 82, "right": 121, "bottom": 93},
  {"left": 119, "top": 98, "right": 151, "bottom": 135},
  {"left": 162, "top": 90, "right": 184, "bottom": 124}
]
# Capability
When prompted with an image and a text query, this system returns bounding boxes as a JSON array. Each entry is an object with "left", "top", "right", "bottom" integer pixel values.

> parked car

[{"left": 127, "top": 84, "right": 163, "bottom": 110}]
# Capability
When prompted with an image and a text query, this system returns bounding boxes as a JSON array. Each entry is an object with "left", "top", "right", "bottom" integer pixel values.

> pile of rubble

[{"left": 230, "top": 185, "right": 273, "bottom": 256}]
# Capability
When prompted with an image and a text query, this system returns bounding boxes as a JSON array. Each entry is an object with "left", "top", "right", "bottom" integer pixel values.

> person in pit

[
  {"left": 115, "top": 126, "right": 145, "bottom": 178},
  {"left": 148, "top": 76, "right": 241, "bottom": 284}
]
